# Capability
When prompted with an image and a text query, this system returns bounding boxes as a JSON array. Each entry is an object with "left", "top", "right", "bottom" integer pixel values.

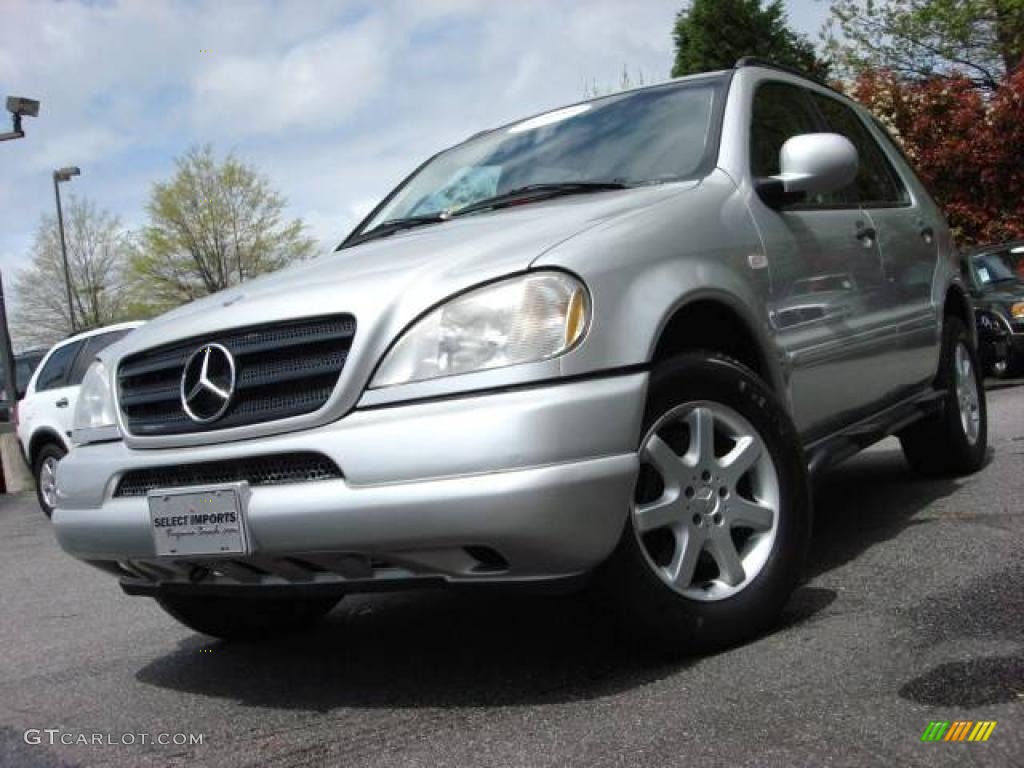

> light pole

[{"left": 53, "top": 166, "right": 80, "bottom": 333}]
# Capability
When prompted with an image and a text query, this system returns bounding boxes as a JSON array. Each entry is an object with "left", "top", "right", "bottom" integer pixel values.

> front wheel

[
  {"left": 600, "top": 352, "right": 811, "bottom": 656},
  {"left": 156, "top": 593, "right": 342, "bottom": 640},
  {"left": 33, "top": 443, "right": 67, "bottom": 518}
]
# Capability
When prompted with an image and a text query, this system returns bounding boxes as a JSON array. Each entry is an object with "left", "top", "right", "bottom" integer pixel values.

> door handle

[
  {"left": 854, "top": 223, "right": 876, "bottom": 246},
  {"left": 55, "top": 397, "right": 69, "bottom": 408},
  {"left": 919, "top": 225, "right": 934, "bottom": 244}
]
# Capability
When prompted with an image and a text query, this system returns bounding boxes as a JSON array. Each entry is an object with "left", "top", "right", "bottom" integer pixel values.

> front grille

[
  {"left": 114, "top": 453, "right": 342, "bottom": 497},
  {"left": 117, "top": 314, "right": 356, "bottom": 435}
]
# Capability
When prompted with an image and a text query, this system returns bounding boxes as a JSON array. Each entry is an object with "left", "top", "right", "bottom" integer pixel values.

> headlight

[
  {"left": 72, "top": 360, "right": 119, "bottom": 443},
  {"left": 371, "top": 272, "right": 589, "bottom": 388},
  {"left": 1011, "top": 302, "right": 1024, "bottom": 320}
]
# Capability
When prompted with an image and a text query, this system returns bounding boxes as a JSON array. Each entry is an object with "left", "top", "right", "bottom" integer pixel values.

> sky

[{"left": 0, "top": 0, "right": 832, "bottom": 320}]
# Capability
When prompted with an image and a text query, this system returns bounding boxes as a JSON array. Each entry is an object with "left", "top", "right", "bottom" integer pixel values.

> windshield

[
  {"left": 973, "top": 247, "right": 1024, "bottom": 285},
  {"left": 356, "top": 77, "right": 724, "bottom": 235}
]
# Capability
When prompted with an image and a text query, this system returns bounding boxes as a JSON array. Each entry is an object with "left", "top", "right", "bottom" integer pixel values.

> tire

[
  {"left": 33, "top": 442, "right": 67, "bottom": 519},
  {"left": 155, "top": 594, "right": 342, "bottom": 641},
  {"left": 599, "top": 352, "right": 811, "bottom": 656},
  {"left": 900, "top": 316, "right": 987, "bottom": 477}
]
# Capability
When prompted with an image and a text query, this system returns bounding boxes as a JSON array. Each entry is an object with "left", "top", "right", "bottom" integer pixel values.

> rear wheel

[
  {"left": 156, "top": 594, "right": 342, "bottom": 640},
  {"left": 600, "top": 352, "right": 811, "bottom": 655},
  {"left": 33, "top": 443, "right": 66, "bottom": 518},
  {"left": 900, "top": 316, "right": 987, "bottom": 477}
]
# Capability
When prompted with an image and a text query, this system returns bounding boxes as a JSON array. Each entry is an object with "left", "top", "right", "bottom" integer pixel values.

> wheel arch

[
  {"left": 28, "top": 428, "right": 68, "bottom": 468},
  {"left": 944, "top": 283, "right": 977, "bottom": 348},
  {"left": 650, "top": 295, "right": 782, "bottom": 395}
]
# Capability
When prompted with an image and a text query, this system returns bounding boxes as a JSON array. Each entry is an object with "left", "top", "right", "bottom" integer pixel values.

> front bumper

[{"left": 53, "top": 373, "right": 646, "bottom": 590}]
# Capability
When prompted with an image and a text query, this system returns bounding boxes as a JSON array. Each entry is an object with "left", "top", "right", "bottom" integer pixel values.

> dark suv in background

[
  {"left": 964, "top": 241, "right": 1024, "bottom": 377},
  {"left": 0, "top": 349, "right": 46, "bottom": 422}
]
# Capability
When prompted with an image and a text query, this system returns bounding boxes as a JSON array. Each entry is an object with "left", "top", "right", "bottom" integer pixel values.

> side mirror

[{"left": 756, "top": 133, "right": 859, "bottom": 209}]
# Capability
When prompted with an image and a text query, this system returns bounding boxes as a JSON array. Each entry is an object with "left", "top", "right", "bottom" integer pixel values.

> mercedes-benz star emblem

[{"left": 180, "top": 343, "right": 236, "bottom": 423}]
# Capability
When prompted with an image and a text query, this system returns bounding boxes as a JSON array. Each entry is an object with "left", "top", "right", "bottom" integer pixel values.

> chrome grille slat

[{"left": 117, "top": 314, "right": 355, "bottom": 436}]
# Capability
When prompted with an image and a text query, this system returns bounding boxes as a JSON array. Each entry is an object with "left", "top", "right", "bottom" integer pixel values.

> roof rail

[{"left": 734, "top": 56, "right": 828, "bottom": 86}]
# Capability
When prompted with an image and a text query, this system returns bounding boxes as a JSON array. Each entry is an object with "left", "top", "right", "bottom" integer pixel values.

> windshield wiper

[
  {"left": 345, "top": 181, "right": 632, "bottom": 248},
  {"left": 450, "top": 181, "right": 632, "bottom": 218},
  {"left": 349, "top": 214, "right": 448, "bottom": 245}
]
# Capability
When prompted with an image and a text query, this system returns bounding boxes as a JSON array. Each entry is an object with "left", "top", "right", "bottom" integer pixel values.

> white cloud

[
  {"left": 24, "top": 126, "right": 126, "bottom": 173},
  {"left": 192, "top": 16, "right": 391, "bottom": 135}
]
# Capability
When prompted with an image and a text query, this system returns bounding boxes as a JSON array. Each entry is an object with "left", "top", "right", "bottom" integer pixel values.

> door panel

[
  {"left": 808, "top": 91, "right": 940, "bottom": 392},
  {"left": 754, "top": 205, "right": 888, "bottom": 434},
  {"left": 863, "top": 207, "right": 940, "bottom": 387},
  {"left": 748, "top": 80, "right": 890, "bottom": 437},
  {"left": 29, "top": 340, "right": 83, "bottom": 448}
]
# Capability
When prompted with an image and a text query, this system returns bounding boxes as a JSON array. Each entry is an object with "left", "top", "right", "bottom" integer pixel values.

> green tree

[
  {"left": 13, "top": 196, "right": 139, "bottom": 348},
  {"left": 130, "top": 146, "right": 316, "bottom": 310},
  {"left": 825, "top": 0, "right": 1024, "bottom": 90},
  {"left": 671, "top": 0, "right": 829, "bottom": 78},
  {"left": 584, "top": 65, "right": 647, "bottom": 98}
]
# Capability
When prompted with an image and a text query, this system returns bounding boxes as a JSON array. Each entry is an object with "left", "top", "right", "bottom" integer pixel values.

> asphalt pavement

[{"left": 0, "top": 384, "right": 1022, "bottom": 768}]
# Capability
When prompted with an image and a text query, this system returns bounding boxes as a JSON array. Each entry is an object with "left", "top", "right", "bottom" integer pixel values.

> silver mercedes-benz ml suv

[{"left": 54, "top": 59, "right": 987, "bottom": 652}]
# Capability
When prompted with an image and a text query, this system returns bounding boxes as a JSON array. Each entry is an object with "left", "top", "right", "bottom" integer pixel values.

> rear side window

[
  {"left": 809, "top": 93, "right": 909, "bottom": 207},
  {"left": 35, "top": 341, "right": 82, "bottom": 392},
  {"left": 67, "top": 329, "right": 134, "bottom": 386}
]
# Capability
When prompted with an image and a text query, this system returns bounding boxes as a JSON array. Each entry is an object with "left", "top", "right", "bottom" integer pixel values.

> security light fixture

[
  {"left": 6, "top": 96, "right": 40, "bottom": 117},
  {"left": 54, "top": 166, "right": 81, "bottom": 182},
  {"left": 1, "top": 95, "right": 40, "bottom": 142}
]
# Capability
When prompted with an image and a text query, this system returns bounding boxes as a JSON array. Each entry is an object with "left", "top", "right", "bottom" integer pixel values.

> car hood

[
  {"left": 116, "top": 181, "right": 699, "bottom": 358},
  {"left": 982, "top": 282, "right": 1024, "bottom": 304}
]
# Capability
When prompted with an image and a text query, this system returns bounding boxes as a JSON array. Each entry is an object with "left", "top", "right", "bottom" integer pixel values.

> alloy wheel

[
  {"left": 631, "top": 401, "right": 780, "bottom": 602},
  {"left": 954, "top": 342, "right": 981, "bottom": 445},
  {"left": 39, "top": 456, "right": 59, "bottom": 509}
]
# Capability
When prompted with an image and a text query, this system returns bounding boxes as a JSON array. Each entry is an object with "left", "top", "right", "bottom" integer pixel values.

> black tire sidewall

[
  {"left": 33, "top": 443, "right": 67, "bottom": 518},
  {"left": 941, "top": 317, "right": 988, "bottom": 464},
  {"left": 601, "top": 353, "right": 811, "bottom": 653}
]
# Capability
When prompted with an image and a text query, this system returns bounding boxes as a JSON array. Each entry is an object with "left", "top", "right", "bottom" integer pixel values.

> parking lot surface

[{"left": 0, "top": 384, "right": 1022, "bottom": 767}]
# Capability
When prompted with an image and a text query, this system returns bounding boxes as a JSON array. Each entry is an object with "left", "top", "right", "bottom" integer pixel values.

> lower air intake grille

[{"left": 114, "top": 453, "right": 342, "bottom": 498}]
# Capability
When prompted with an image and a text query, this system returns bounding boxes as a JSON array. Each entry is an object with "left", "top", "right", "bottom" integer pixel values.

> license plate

[{"left": 147, "top": 484, "right": 250, "bottom": 557}]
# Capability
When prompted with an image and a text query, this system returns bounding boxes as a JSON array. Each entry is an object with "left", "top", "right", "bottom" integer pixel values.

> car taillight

[{"left": 11, "top": 402, "right": 18, "bottom": 427}]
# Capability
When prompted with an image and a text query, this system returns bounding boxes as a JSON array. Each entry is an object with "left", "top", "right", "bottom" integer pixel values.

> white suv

[{"left": 17, "top": 322, "right": 143, "bottom": 516}]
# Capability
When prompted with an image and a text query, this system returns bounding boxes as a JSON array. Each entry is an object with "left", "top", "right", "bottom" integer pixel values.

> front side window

[
  {"left": 750, "top": 81, "right": 821, "bottom": 180},
  {"left": 35, "top": 342, "right": 82, "bottom": 392},
  {"left": 356, "top": 77, "right": 725, "bottom": 234},
  {"left": 810, "top": 93, "right": 909, "bottom": 207}
]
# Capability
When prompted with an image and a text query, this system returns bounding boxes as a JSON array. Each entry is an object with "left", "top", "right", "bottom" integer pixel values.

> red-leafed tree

[{"left": 851, "top": 66, "right": 1024, "bottom": 244}]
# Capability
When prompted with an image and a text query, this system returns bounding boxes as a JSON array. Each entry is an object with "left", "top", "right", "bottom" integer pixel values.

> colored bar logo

[{"left": 921, "top": 721, "right": 997, "bottom": 742}]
